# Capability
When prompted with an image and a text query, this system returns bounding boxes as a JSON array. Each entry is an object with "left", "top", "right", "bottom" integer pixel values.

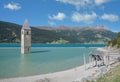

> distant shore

[{"left": 0, "top": 43, "right": 106, "bottom": 47}]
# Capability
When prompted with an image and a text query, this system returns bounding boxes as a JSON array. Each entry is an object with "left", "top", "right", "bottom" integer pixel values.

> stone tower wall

[{"left": 21, "top": 28, "right": 31, "bottom": 54}]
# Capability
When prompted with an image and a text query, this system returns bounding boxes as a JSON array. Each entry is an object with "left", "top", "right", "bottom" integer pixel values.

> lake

[{"left": 0, "top": 44, "right": 105, "bottom": 78}]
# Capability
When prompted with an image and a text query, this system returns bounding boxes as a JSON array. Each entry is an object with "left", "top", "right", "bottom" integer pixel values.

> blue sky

[{"left": 0, "top": 0, "right": 120, "bottom": 31}]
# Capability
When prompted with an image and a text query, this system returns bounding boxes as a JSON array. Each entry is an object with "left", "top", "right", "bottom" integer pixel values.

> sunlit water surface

[{"left": 0, "top": 44, "right": 105, "bottom": 78}]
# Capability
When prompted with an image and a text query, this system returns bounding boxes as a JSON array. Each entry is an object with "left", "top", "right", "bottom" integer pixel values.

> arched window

[
  {"left": 28, "top": 48, "right": 29, "bottom": 52},
  {"left": 27, "top": 31, "right": 28, "bottom": 35}
]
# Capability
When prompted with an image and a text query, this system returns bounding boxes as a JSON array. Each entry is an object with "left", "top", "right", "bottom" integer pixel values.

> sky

[{"left": 0, "top": 0, "right": 120, "bottom": 31}]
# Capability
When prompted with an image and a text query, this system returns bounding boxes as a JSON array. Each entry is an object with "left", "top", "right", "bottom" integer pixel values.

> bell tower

[{"left": 21, "top": 19, "right": 31, "bottom": 54}]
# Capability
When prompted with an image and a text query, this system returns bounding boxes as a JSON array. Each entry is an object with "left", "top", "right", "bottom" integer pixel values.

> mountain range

[{"left": 0, "top": 21, "right": 117, "bottom": 44}]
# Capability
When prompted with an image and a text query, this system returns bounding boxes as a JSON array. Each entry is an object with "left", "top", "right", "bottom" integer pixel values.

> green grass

[{"left": 97, "top": 64, "right": 120, "bottom": 82}]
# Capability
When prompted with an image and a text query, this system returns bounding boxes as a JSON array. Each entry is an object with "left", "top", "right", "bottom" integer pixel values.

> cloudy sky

[{"left": 0, "top": 0, "right": 120, "bottom": 31}]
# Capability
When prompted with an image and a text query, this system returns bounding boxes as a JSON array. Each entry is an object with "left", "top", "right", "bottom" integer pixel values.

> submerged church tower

[{"left": 21, "top": 19, "right": 31, "bottom": 54}]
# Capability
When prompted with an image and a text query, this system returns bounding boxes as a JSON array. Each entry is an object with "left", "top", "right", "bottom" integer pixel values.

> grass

[{"left": 97, "top": 64, "right": 120, "bottom": 82}]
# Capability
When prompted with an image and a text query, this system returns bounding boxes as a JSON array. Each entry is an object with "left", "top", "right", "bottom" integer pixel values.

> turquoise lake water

[{"left": 0, "top": 44, "right": 105, "bottom": 78}]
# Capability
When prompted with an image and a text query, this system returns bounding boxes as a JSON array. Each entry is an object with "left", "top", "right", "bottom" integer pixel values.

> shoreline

[
  {"left": 0, "top": 64, "right": 84, "bottom": 79},
  {"left": 0, "top": 47, "right": 119, "bottom": 82},
  {"left": 0, "top": 62, "right": 93, "bottom": 82}
]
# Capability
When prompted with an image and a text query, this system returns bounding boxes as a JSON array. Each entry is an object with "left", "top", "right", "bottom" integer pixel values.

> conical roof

[{"left": 22, "top": 19, "right": 31, "bottom": 29}]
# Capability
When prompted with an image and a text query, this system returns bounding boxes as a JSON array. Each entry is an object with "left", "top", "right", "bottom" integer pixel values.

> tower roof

[{"left": 22, "top": 19, "right": 31, "bottom": 29}]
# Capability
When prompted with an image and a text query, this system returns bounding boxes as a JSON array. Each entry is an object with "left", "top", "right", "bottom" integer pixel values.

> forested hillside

[{"left": 0, "top": 21, "right": 117, "bottom": 43}]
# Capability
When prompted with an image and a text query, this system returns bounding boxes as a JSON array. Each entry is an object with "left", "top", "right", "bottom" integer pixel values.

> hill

[
  {"left": 0, "top": 21, "right": 60, "bottom": 43},
  {"left": 0, "top": 21, "right": 117, "bottom": 43},
  {"left": 108, "top": 32, "right": 120, "bottom": 47}
]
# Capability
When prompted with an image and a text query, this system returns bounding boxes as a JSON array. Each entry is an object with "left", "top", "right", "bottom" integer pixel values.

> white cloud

[
  {"left": 56, "top": 0, "right": 112, "bottom": 10},
  {"left": 49, "top": 12, "right": 66, "bottom": 21},
  {"left": 71, "top": 12, "right": 97, "bottom": 23},
  {"left": 56, "top": 0, "right": 91, "bottom": 10},
  {"left": 101, "top": 14, "right": 119, "bottom": 22},
  {"left": 48, "top": 21, "right": 56, "bottom": 26},
  {"left": 4, "top": 2, "right": 21, "bottom": 10},
  {"left": 95, "top": 0, "right": 110, "bottom": 5}
]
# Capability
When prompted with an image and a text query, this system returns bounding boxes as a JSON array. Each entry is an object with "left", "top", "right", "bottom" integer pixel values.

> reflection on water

[
  {"left": 32, "top": 50, "right": 50, "bottom": 53},
  {"left": 20, "top": 54, "right": 32, "bottom": 76},
  {"left": 0, "top": 47, "right": 96, "bottom": 78}
]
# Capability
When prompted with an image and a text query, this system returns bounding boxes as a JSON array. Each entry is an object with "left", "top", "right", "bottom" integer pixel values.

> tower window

[
  {"left": 27, "top": 31, "right": 28, "bottom": 35},
  {"left": 28, "top": 48, "right": 29, "bottom": 52}
]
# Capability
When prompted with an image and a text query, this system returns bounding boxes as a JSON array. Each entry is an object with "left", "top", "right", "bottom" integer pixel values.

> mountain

[
  {"left": 0, "top": 21, "right": 60, "bottom": 43},
  {"left": 108, "top": 32, "right": 120, "bottom": 47},
  {"left": 0, "top": 21, "right": 117, "bottom": 44}
]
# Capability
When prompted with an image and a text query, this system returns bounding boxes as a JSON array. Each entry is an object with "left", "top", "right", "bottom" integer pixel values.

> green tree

[{"left": 117, "top": 37, "right": 120, "bottom": 47}]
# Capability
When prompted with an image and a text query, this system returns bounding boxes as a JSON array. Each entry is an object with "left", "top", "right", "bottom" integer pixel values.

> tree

[{"left": 117, "top": 37, "right": 120, "bottom": 47}]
